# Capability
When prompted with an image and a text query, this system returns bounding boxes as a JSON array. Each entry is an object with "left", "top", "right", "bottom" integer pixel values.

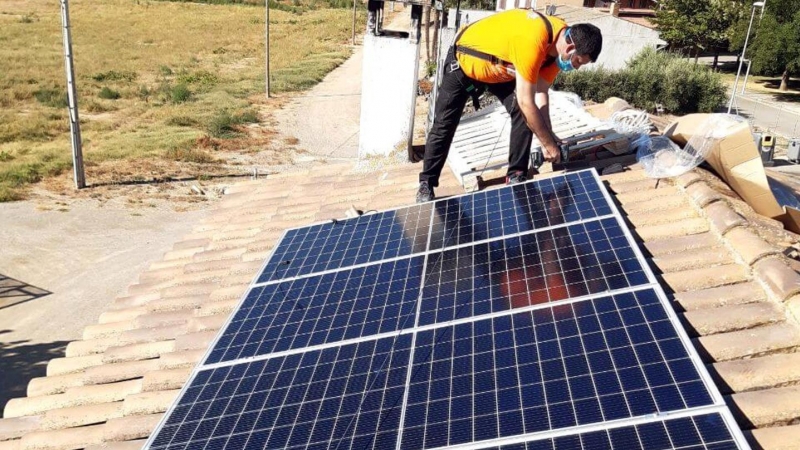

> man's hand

[{"left": 542, "top": 143, "right": 561, "bottom": 163}]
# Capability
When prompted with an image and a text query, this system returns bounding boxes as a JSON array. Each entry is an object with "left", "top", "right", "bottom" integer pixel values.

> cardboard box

[{"left": 665, "top": 114, "right": 800, "bottom": 233}]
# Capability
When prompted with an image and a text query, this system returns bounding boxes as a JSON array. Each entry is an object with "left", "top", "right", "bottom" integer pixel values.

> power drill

[{"left": 532, "top": 143, "right": 571, "bottom": 169}]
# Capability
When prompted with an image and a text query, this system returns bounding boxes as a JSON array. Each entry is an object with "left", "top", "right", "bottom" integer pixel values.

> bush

[
  {"left": 92, "top": 70, "right": 137, "bottom": 83},
  {"left": 164, "top": 146, "right": 216, "bottom": 164},
  {"left": 554, "top": 47, "right": 726, "bottom": 114},
  {"left": 33, "top": 88, "right": 68, "bottom": 108},
  {"left": 170, "top": 84, "right": 192, "bottom": 103},
  {"left": 98, "top": 87, "right": 121, "bottom": 100},
  {"left": 206, "top": 109, "right": 259, "bottom": 138}
]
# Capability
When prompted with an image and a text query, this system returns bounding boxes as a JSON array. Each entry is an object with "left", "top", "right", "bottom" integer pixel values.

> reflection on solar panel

[{"left": 146, "top": 169, "right": 748, "bottom": 450}]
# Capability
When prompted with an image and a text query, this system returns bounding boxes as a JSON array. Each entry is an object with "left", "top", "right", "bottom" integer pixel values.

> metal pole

[
  {"left": 741, "top": 59, "right": 752, "bottom": 94},
  {"left": 60, "top": 0, "right": 85, "bottom": 189},
  {"left": 266, "top": 0, "right": 270, "bottom": 98},
  {"left": 728, "top": 4, "right": 757, "bottom": 114},
  {"left": 352, "top": 0, "right": 357, "bottom": 45}
]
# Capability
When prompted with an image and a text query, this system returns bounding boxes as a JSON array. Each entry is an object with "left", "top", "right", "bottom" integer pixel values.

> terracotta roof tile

[
  {"left": 186, "top": 312, "right": 229, "bottom": 334},
  {"left": 170, "top": 238, "right": 211, "bottom": 251},
  {"left": 4, "top": 380, "right": 141, "bottom": 419},
  {"left": 194, "top": 298, "right": 239, "bottom": 318},
  {"left": 0, "top": 440, "right": 20, "bottom": 450},
  {"left": 26, "top": 373, "right": 85, "bottom": 398},
  {"left": 156, "top": 349, "right": 205, "bottom": 370},
  {"left": 83, "top": 359, "right": 160, "bottom": 386},
  {"left": 0, "top": 416, "right": 41, "bottom": 441},
  {"left": 121, "top": 390, "right": 179, "bottom": 417},
  {"left": 643, "top": 232, "right": 718, "bottom": 257},
  {"left": 182, "top": 258, "right": 243, "bottom": 274},
  {"left": 159, "top": 282, "right": 220, "bottom": 299},
  {"left": 98, "top": 307, "right": 149, "bottom": 325},
  {"left": 46, "top": 354, "right": 104, "bottom": 377},
  {"left": 651, "top": 245, "right": 733, "bottom": 273},
  {"left": 712, "top": 352, "right": 800, "bottom": 394},
  {"left": 697, "top": 322, "right": 800, "bottom": 362},
  {"left": 754, "top": 256, "right": 800, "bottom": 301},
  {"left": 189, "top": 248, "right": 247, "bottom": 263},
  {"left": 146, "top": 258, "right": 194, "bottom": 271},
  {"left": 673, "top": 282, "right": 767, "bottom": 311},
  {"left": 102, "top": 414, "right": 162, "bottom": 443},
  {"left": 132, "top": 310, "right": 195, "bottom": 330},
  {"left": 705, "top": 201, "right": 747, "bottom": 235},
  {"left": 632, "top": 217, "right": 709, "bottom": 241},
  {"left": 20, "top": 424, "right": 106, "bottom": 449},
  {"left": 142, "top": 295, "right": 209, "bottom": 314},
  {"left": 85, "top": 440, "right": 145, "bottom": 450},
  {"left": 137, "top": 266, "right": 186, "bottom": 284},
  {"left": 676, "top": 170, "right": 703, "bottom": 188},
  {"left": 173, "top": 330, "right": 217, "bottom": 352},
  {"left": 141, "top": 368, "right": 192, "bottom": 393},
  {"left": 661, "top": 264, "right": 749, "bottom": 293},
  {"left": 729, "top": 385, "right": 800, "bottom": 428},
  {"left": 106, "top": 292, "right": 160, "bottom": 311},
  {"left": 726, "top": 227, "right": 781, "bottom": 266},
  {"left": 617, "top": 191, "right": 688, "bottom": 215},
  {"left": 747, "top": 424, "right": 800, "bottom": 449},
  {"left": 682, "top": 302, "right": 784, "bottom": 336},
  {"left": 625, "top": 205, "right": 699, "bottom": 228},
  {"left": 161, "top": 247, "right": 205, "bottom": 262},
  {"left": 686, "top": 181, "right": 726, "bottom": 208},
  {"left": 101, "top": 341, "right": 176, "bottom": 364},
  {"left": 40, "top": 402, "right": 123, "bottom": 431},
  {"left": 83, "top": 321, "right": 138, "bottom": 340},
  {"left": 209, "top": 285, "right": 249, "bottom": 301},
  {"left": 605, "top": 177, "right": 661, "bottom": 194},
  {"left": 116, "top": 324, "right": 189, "bottom": 347}
]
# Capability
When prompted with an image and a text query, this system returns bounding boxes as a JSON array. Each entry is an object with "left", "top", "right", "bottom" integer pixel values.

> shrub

[
  {"left": 553, "top": 47, "right": 726, "bottom": 114},
  {"left": 166, "top": 115, "right": 199, "bottom": 127},
  {"left": 98, "top": 87, "right": 121, "bottom": 100},
  {"left": 33, "top": 88, "right": 68, "bottom": 108},
  {"left": 92, "top": 70, "right": 137, "bottom": 83},
  {"left": 159, "top": 65, "right": 173, "bottom": 76},
  {"left": 206, "top": 109, "right": 259, "bottom": 138},
  {"left": 0, "top": 151, "right": 14, "bottom": 162},
  {"left": 170, "top": 84, "right": 192, "bottom": 103},
  {"left": 164, "top": 146, "right": 216, "bottom": 164}
]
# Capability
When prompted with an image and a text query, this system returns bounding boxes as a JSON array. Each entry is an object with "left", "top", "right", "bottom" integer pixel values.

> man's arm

[
  {"left": 515, "top": 72, "right": 560, "bottom": 162},
  {"left": 535, "top": 77, "right": 552, "bottom": 131}
]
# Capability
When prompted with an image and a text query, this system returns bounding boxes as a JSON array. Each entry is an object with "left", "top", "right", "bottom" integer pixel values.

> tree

[
  {"left": 731, "top": 1, "right": 800, "bottom": 91},
  {"left": 653, "top": 0, "right": 746, "bottom": 66}
]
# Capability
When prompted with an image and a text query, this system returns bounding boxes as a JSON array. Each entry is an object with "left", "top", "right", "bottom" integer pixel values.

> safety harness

[{"left": 451, "top": 10, "right": 558, "bottom": 110}]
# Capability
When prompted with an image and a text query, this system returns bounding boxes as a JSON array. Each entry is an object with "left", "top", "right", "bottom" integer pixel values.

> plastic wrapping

[
  {"left": 608, "top": 109, "right": 652, "bottom": 135},
  {"left": 637, "top": 114, "right": 748, "bottom": 179},
  {"left": 549, "top": 90, "right": 583, "bottom": 109}
]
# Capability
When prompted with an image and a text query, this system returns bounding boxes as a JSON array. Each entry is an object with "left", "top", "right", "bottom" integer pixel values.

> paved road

[{"left": 730, "top": 94, "right": 800, "bottom": 139}]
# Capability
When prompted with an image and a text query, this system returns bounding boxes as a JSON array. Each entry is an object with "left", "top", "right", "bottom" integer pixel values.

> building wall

[
  {"left": 589, "top": 15, "right": 664, "bottom": 70},
  {"left": 496, "top": 0, "right": 585, "bottom": 11}
]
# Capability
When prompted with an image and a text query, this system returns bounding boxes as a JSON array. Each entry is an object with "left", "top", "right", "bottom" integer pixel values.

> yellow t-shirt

[{"left": 455, "top": 10, "right": 567, "bottom": 84}]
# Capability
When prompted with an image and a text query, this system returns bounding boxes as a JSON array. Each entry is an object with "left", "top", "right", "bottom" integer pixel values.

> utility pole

[
  {"left": 265, "top": 0, "right": 270, "bottom": 98},
  {"left": 60, "top": 0, "right": 85, "bottom": 189},
  {"left": 352, "top": 0, "right": 357, "bottom": 45}
]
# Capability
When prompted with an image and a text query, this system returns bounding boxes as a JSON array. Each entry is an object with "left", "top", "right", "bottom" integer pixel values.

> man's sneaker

[
  {"left": 506, "top": 171, "right": 527, "bottom": 185},
  {"left": 416, "top": 182, "right": 435, "bottom": 203}
]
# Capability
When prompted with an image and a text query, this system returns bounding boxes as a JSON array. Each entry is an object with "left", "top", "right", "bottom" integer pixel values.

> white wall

[
  {"left": 358, "top": 34, "right": 420, "bottom": 157},
  {"left": 589, "top": 15, "right": 664, "bottom": 70}
]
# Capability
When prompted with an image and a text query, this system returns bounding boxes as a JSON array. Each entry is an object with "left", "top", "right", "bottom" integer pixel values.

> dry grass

[{"left": 0, "top": 0, "right": 364, "bottom": 201}]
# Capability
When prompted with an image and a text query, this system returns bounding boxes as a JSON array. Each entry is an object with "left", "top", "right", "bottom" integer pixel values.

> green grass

[{"left": 0, "top": 0, "right": 364, "bottom": 200}]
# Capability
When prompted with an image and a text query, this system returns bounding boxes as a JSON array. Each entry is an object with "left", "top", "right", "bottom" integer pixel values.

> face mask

[
  {"left": 557, "top": 51, "right": 576, "bottom": 72},
  {"left": 557, "top": 28, "right": 576, "bottom": 72}
]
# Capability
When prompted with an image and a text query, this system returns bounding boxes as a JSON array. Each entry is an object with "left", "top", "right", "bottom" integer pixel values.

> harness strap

[{"left": 454, "top": 10, "right": 556, "bottom": 70}]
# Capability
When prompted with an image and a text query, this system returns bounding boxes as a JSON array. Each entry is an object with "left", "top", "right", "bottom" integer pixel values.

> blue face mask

[
  {"left": 558, "top": 28, "right": 576, "bottom": 72},
  {"left": 557, "top": 52, "right": 576, "bottom": 72}
]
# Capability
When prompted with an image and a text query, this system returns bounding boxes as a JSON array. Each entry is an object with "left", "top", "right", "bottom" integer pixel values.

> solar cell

[
  {"left": 257, "top": 202, "right": 433, "bottom": 284},
  {"left": 481, "top": 413, "right": 739, "bottom": 449},
  {"left": 401, "top": 289, "right": 713, "bottom": 449},
  {"left": 207, "top": 256, "right": 425, "bottom": 364},
  {"left": 418, "top": 217, "right": 650, "bottom": 326},
  {"left": 150, "top": 335, "right": 412, "bottom": 450},
  {"left": 429, "top": 170, "right": 611, "bottom": 250}
]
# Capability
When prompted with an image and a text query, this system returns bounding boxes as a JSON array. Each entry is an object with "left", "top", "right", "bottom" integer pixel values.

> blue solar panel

[
  {"left": 207, "top": 256, "right": 425, "bottom": 364},
  {"left": 418, "top": 217, "right": 650, "bottom": 327},
  {"left": 150, "top": 335, "right": 412, "bottom": 450},
  {"left": 257, "top": 203, "right": 433, "bottom": 283},
  {"left": 482, "top": 413, "right": 738, "bottom": 449},
  {"left": 401, "top": 289, "right": 713, "bottom": 449},
  {"left": 429, "top": 170, "right": 612, "bottom": 250}
]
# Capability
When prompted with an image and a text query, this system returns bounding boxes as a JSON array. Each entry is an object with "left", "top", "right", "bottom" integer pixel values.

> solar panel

[
  {"left": 207, "top": 256, "right": 425, "bottom": 364},
  {"left": 150, "top": 335, "right": 412, "bottom": 450},
  {"left": 429, "top": 171, "right": 612, "bottom": 250},
  {"left": 479, "top": 413, "right": 739, "bottom": 449},
  {"left": 145, "top": 169, "right": 748, "bottom": 450},
  {"left": 257, "top": 202, "right": 433, "bottom": 284},
  {"left": 418, "top": 217, "right": 650, "bottom": 327}
]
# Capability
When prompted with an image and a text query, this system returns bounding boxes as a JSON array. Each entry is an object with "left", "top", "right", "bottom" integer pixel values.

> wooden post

[
  {"left": 60, "top": 0, "right": 85, "bottom": 189},
  {"left": 265, "top": 0, "right": 270, "bottom": 98},
  {"left": 352, "top": 0, "right": 357, "bottom": 45}
]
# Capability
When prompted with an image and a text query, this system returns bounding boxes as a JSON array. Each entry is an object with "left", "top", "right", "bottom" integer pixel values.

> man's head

[{"left": 557, "top": 23, "right": 603, "bottom": 71}]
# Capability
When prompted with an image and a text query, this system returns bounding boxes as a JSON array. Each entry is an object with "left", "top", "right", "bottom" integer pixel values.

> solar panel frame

[{"left": 143, "top": 169, "right": 750, "bottom": 450}]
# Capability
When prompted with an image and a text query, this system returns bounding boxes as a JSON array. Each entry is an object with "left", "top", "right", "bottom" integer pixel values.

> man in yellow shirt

[{"left": 416, "top": 9, "right": 603, "bottom": 203}]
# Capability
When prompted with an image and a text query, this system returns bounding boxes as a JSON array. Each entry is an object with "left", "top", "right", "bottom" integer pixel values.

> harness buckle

[{"left": 449, "top": 59, "right": 461, "bottom": 73}]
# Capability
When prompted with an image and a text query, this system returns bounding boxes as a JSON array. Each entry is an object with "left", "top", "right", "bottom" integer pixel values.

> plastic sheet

[
  {"left": 608, "top": 109, "right": 652, "bottom": 135},
  {"left": 637, "top": 114, "right": 748, "bottom": 179}
]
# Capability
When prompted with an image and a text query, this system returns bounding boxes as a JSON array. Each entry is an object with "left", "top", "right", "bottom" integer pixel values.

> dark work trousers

[{"left": 420, "top": 48, "right": 534, "bottom": 188}]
